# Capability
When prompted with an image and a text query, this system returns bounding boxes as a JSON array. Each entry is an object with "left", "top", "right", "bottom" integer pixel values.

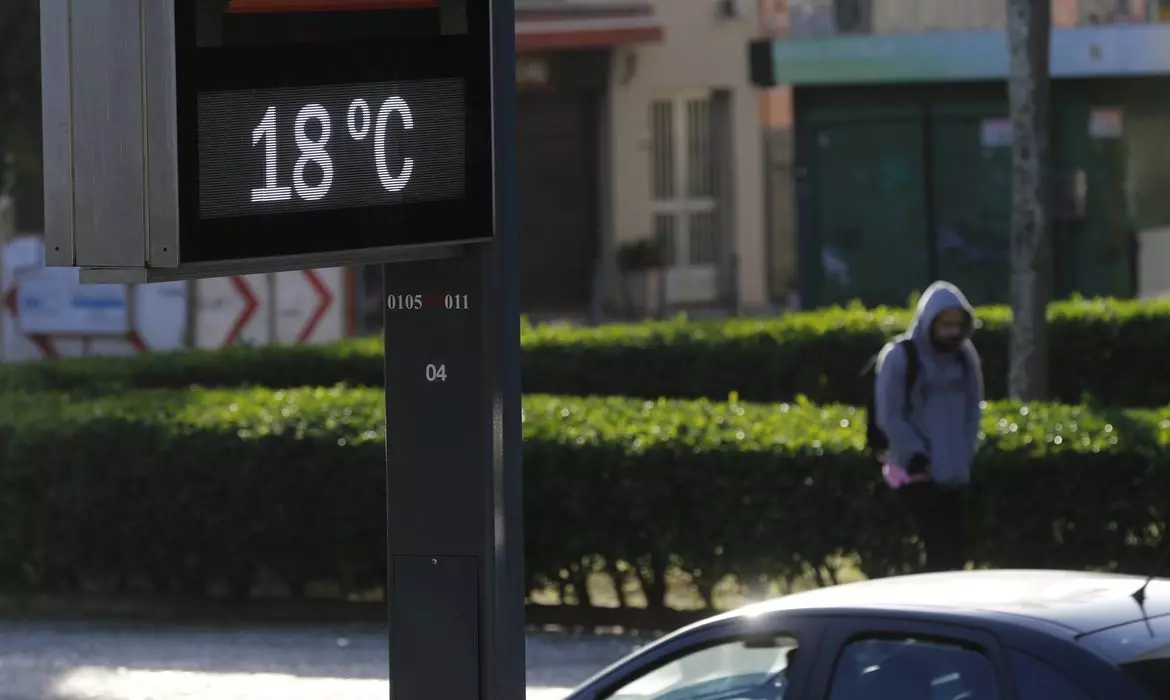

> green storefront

[{"left": 751, "top": 25, "right": 1170, "bottom": 308}]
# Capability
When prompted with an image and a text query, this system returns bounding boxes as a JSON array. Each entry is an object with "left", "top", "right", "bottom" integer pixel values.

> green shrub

[
  {"left": 521, "top": 297, "right": 1170, "bottom": 407},
  {"left": 0, "top": 387, "right": 1166, "bottom": 607},
  {"left": 0, "top": 338, "right": 387, "bottom": 396},
  {"left": 3, "top": 297, "right": 1169, "bottom": 406}
]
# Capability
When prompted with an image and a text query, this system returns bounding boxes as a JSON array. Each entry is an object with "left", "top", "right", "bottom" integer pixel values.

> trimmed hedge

[
  {"left": 3, "top": 297, "right": 1170, "bottom": 406},
  {"left": 0, "top": 337, "right": 387, "bottom": 396},
  {"left": 0, "top": 386, "right": 1166, "bottom": 608}
]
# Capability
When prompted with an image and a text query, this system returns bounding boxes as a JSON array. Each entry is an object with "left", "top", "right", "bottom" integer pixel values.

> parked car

[{"left": 563, "top": 569, "right": 1170, "bottom": 699}]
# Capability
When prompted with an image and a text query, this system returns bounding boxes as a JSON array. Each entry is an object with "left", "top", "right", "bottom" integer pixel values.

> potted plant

[{"left": 617, "top": 237, "right": 666, "bottom": 318}]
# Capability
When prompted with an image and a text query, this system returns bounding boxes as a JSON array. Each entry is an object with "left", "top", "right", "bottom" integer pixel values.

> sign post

[
  {"left": 40, "top": 1, "right": 524, "bottom": 698},
  {"left": 382, "top": 4, "right": 524, "bottom": 699},
  {"left": 383, "top": 246, "right": 524, "bottom": 700}
]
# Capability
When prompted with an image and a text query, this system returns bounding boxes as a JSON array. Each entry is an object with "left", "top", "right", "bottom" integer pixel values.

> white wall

[
  {"left": 1138, "top": 226, "right": 1170, "bottom": 299},
  {"left": 194, "top": 274, "right": 273, "bottom": 349},
  {"left": 0, "top": 236, "right": 188, "bottom": 361},
  {"left": 0, "top": 235, "right": 351, "bottom": 362},
  {"left": 609, "top": 0, "right": 768, "bottom": 308},
  {"left": 193, "top": 268, "right": 348, "bottom": 349}
]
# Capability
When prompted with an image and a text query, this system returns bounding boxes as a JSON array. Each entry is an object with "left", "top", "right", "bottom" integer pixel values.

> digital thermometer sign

[
  {"left": 41, "top": 0, "right": 495, "bottom": 279},
  {"left": 174, "top": 0, "right": 491, "bottom": 266}
]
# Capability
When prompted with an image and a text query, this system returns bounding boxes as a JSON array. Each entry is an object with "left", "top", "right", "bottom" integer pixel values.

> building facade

[
  {"left": 513, "top": 1, "right": 662, "bottom": 316},
  {"left": 350, "top": 0, "right": 777, "bottom": 329},
  {"left": 514, "top": 0, "right": 774, "bottom": 318},
  {"left": 603, "top": 0, "right": 771, "bottom": 315},
  {"left": 509, "top": 0, "right": 779, "bottom": 320},
  {"left": 755, "top": 0, "right": 1170, "bottom": 309}
]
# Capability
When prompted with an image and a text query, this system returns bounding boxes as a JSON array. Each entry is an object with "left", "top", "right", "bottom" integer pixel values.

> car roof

[{"left": 725, "top": 570, "right": 1170, "bottom": 635}]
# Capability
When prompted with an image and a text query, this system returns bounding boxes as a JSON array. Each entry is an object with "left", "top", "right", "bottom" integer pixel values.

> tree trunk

[{"left": 1006, "top": 0, "right": 1053, "bottom": 400}]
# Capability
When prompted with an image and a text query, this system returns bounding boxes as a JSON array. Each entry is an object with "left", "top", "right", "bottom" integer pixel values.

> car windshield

[
  {"left": 606, "top": 637, "right": 795, "bottom": 700},
  {"left": 612, "top": 671, "right": 780, "bottom": 700},
  {"left": 1079, "top": 615, "right": 1170, "bottom": 696}
]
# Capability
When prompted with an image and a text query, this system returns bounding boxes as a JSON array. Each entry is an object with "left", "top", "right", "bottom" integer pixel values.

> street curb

[
  {"left": 0, "top": 595, "right": 710, "bottom": 633},
  {"left": 0, "top": 595, "right": 385, "bottom": 627}
]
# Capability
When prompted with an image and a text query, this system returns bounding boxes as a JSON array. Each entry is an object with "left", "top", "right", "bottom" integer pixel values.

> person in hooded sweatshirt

[{"left": 874, "top": 281, "right": 984, "bottom": 573}]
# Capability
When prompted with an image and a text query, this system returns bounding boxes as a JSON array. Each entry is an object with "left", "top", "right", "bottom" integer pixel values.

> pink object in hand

[{"left": 882, "top": 461, "right": 926, "bottom": 489}]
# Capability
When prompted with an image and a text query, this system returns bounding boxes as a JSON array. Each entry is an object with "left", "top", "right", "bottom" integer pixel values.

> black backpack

[{"left": 861, "top": 338, "right": 920, "bottom": 455}]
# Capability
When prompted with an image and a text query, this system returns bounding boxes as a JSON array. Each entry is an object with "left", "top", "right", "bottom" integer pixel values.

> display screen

[
  {"left": 197, "top": 79, "right": 465, "bottom": 219},
  {"left": 175, "top": 0, "right": 494, "bottom": 264}
]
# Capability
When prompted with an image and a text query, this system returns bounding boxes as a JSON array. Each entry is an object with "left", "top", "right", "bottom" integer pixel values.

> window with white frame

[{"left": 651, "top": 90, "right": 722, "bottom": 275}]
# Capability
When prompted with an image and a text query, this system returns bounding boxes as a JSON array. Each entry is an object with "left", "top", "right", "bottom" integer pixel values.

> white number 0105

[{"left": 425, "top": 364, "right": 447, "bottom": 382}]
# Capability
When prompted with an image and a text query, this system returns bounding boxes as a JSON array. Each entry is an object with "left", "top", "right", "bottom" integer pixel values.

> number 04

[{"left": 426, "top": 364, "right": 447, "bottom": 382}]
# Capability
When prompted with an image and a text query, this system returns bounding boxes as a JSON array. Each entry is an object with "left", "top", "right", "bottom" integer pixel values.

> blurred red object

[{"left": 226, "top": 0, "right": 436, "bottom": 13}]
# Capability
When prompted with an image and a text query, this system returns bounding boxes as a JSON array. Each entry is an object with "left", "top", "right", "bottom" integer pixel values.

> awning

[
  {"left": 227, "top": 0, "right": 435, "bottom": 11},
  {"left": 516, "top": 0, "right": 663, "bottom": 52},
  {"left": 750, "top": 23, "right": 1170, "bottom": 87},
  {"left": 227, "top": 0, "right": 664, "bottom": 51}
]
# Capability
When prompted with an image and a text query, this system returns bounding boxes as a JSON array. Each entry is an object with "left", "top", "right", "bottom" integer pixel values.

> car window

[
  {"left": 601, "top": 633, "right": 799, "bottom": 700},
  {"left": 1121, "top": 659, "right": 1170, "bottom": 698},
  {"left": 1079, "top": 617, "right": 1170, "bottom": 696},
  {"left": 827, "top": 636, "right": 1000, "bottom": 700},
  {"left": 1006, "top": 648, "right": 1092, "bottom": 699}
]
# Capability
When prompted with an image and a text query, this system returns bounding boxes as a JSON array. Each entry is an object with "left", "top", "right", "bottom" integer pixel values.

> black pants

[{"left": 901, "top": 482, "right": 968, "bottom": 573}]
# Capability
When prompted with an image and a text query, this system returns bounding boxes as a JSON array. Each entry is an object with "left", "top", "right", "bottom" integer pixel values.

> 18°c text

[{"left": 250, "top": 97, "right": 415, "bottom": 204}]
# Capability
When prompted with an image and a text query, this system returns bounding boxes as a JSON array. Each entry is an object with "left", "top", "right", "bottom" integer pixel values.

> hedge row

[
  {"left": 4, "top": 297, "right": 1170, "bottom": 406},
  {"left": 0, "top": 386, "right": 1166, "bottom": 607}
]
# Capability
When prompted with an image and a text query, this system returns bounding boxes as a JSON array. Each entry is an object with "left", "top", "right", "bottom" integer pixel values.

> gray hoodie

[{"left": 874, "top": 281, "right": 984, "bottom": 487}]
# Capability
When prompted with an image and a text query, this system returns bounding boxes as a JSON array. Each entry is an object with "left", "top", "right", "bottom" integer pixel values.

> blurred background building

[
  {"left": 756, "top": 0, "right": 1170, "bottom": 309},
  {"left": 361, "top": 0, "right": 776, "bottom": 329},
  {"left": 6, "top": 0, "right": 1170, "bottom": 359}
]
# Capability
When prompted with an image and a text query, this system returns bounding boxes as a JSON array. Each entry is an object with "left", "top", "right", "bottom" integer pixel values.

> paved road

[{"left": 0, "top": 620, "right": 647, "bottom": 699}]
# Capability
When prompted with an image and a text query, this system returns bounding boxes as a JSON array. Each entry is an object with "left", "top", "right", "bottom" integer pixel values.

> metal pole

[
  {"left": 920, "top": 99, "right": 939, "bottom": 284},
  {"left": 382, "top": 2, "right": 524, "bottom": 699},
  {"left": 485, "top": 2, "right": 527, "bottom": 692}
]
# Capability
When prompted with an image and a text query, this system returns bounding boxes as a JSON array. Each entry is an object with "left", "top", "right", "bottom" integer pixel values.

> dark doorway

[{"left": 516, "top": 91, "right": 600, "bottom": 312}]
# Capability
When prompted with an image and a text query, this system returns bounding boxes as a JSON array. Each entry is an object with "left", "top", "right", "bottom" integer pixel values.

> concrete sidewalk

[{"left": 0, "top": 620, "right": 648, "bottom": 699}]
